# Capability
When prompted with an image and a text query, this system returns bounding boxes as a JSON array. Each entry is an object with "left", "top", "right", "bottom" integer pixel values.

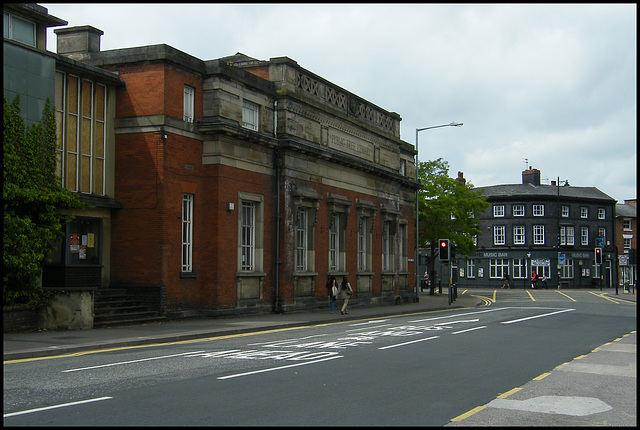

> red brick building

[
  {"left": 54, "top": 28, "right": 418, "bottom": 316},
  {"left": 615, "top": 199, "right": 636, "bottom": 290}
]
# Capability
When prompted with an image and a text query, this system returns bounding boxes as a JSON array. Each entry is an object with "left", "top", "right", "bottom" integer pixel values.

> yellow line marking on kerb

[
  {"left": 526, "top": 290, "right": 535, "bottom": 301},
  {"left": 450, "top": 406, "right": 485, "bottom": 422},
  {"left": 497, "top": 387, "right": 522, "bottom": 398},
  {"left": 533, "top": 372, "right": 551, "bottom": 381}
]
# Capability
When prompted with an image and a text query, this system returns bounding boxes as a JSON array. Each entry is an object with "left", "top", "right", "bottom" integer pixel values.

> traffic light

[
  {"left": 439, "top": 239, "right": 450, "bottom": 261},
  {"left": 594, "top": 247, "right": 602, "bottom": 265}
]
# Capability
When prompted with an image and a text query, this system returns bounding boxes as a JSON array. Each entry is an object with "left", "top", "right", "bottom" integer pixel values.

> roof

[
  {"left": 4, "top": 3, "right": 67, "bottom": 27},
  {"left": 476, "top": 183, "right": 616, "bottom": 203},
  {"left": 616, "top": 203, "right": 637, "bottom": 218}
]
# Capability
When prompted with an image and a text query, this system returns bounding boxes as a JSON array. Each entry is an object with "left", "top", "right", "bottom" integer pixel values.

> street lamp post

[
  {"left": 556, "top": 176, "right": 569, "bottom": 289},
  {"left": 414, "top": 122, "right": 463, "bottom": 302}
]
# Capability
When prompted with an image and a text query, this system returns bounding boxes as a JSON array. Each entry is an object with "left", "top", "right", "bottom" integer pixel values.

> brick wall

[
  {"left": 107, "top": 63, "right": 203, "bottom": 122},
  {"left": 110, "top": 132, "right": 165, "bottom": 285}
]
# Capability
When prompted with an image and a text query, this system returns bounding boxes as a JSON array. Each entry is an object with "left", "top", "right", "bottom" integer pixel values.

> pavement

[{"left": 4, "top": 288, "right": 636, "bottom": 426}]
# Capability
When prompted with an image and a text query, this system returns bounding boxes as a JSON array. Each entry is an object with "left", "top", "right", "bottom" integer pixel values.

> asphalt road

[{"left": 3, "top": 289, "right": 636, "bottom": 426}]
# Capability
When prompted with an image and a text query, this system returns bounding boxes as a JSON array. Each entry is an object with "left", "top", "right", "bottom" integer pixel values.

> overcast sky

[{"left": 42, "top": 3, "right": 636, "bottom": 203}]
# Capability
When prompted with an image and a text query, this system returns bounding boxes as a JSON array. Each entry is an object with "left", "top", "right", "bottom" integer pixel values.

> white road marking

[
  {"left": 378, "top": 336, "right": 440, "bottom": 350},
  {"left": 3, "top": 397, "right": 112, "bottom": 418},
  {"left": 217, "top": 355, "right": 343, "bottom": 380},
  {"left": 349, "top": 319, "right": 390, "bottom": 326},
  {"left": 452, "top": 326, "right": 487, "bottom": 335},
  {"left": 500, "top": 309, "right": 575, "bottom": 324},
  {"left": 409, "top": 307, "right": 512, "bottom": 323},
  {"left": 62, "top": 351, "right": 206, "bottom": 372}
]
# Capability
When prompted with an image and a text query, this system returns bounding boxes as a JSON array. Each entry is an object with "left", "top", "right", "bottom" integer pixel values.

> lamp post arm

[{"left": 414, "top": 121, "right": 463, "bottom": 302}]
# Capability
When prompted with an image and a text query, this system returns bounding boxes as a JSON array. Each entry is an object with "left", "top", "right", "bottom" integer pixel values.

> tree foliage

[
  {"left": 3, "top": 94, "right": 85, "bottom": 307},
  {"left": 418, "top": 158, "right": 488, "bottom": 282}
]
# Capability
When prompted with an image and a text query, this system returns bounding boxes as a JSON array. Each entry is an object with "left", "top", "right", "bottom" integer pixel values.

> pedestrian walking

[
  {"left": 421, "top": 272, "right": 430, "bottom": 292},
  {"left": 327, "top": 276, "right": 338, "bottom": 313},
  {"left": 531, "top": 270, "right": 538, "bottom": 289},
  {"left": 502, "top": 273, "right": 510, "bottom": 289},
  {"left": 541, "top": 275, "right": 548, "bottom": 289},
  {"left": 339, "top": 276, "right": 353, "bottom": 315}
]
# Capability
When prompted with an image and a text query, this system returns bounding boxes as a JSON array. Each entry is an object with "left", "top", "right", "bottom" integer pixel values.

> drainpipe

[{"left": 274, "top": 101, "right": 283, "bottom": 313}]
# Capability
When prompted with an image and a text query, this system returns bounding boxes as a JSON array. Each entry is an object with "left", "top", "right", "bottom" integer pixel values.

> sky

[{"left": 41, "top": 3, "right": 637, "bottom": 203}]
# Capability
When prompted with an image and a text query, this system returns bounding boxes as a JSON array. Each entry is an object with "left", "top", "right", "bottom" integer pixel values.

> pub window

[
  {"left": 512, "top": 205, "right": 524, "bottom": 216},
  {"left": 513, "top": 225, "right": 525, "bottom": 245},
  {"left": 489, "top": 258, "right": 509, "bottom": 279},
  {"left": 533, "top": 204, "right": 544, "bottom": 216},
  {"left": 533, "top": 225, "right": 545, "bottom": 244},
  {"left": 512, "top": 258, "right": 527, "bottom": 279},
  {"left": 493, "top": 225, "right": 505, "bottom": 245},
  {"left": 466, "top": 259, "right": 476, "bottom": 278},
  {"left": 598, "top": 208, "right": 606, "bottom": 220},
  {"left": 581, "top": 227, "right": 589, "bottom": 246}
]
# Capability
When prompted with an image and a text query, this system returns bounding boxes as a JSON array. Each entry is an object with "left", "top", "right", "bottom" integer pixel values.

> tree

[
  {"left": 3, "top": 94, "right": 85, "bottom": 307},
  {"left": 418, "top": 158, "right": 488, "bottom": 286}
]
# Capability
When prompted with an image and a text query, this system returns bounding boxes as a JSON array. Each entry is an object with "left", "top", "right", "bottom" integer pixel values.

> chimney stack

[
  {"left": 54, "top": 25, "right": 103, "bottom": 61},
  {"left": 522, "top": 168, "right": 541, "bottom": 185}
]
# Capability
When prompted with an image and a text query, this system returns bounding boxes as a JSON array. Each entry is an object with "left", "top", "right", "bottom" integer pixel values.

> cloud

[{"left": 42, "top": 3, "right": 636, "bottom": 202}]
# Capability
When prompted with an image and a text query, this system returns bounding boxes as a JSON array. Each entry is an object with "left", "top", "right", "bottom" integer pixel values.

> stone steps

[{"left": 93, "top": 288, "right": 165, "bottom": 328}]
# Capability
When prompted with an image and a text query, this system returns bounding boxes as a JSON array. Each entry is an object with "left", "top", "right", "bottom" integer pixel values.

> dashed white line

[
  {"left": 217, "top": 355, "right": 343, "bottom": 379},
  {"left": 501, "top": 309, "right": 575, "bottom": 324},
  {"left": 62, "top": 351, "right": 206, "bottom": 372},
  {"left": 4, "top": 397, "right": 112, "bottom": 418},
  {"left": 378, "top": 336, "right": 440, "bottom": 350},
  {"left": 452, "top": 326, "right": 487, "bottom": 335}
]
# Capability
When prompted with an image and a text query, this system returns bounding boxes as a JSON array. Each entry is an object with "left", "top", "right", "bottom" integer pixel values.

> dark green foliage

[
  {"left": 418, "top": 158, "right": 489, "bottom": 282},
  {"left": 3, "top": 94, "right": 85, "bottom": 307}
]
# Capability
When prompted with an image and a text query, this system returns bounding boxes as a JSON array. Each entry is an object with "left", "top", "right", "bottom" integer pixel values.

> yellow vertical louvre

[
  {"left": 80, "top": 80, "right": 93, "bottom": 193},
  {"left": 65, "top": 75, "right": 79, "bottom": 191},
  {"left": 93, "top": 84, "right": 106, "bottom": 195},
  {"left": 54, "top": 72, "right": 65, "bottom": 182}
]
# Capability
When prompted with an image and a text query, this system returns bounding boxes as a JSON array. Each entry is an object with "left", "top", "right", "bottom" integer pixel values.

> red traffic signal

[
  {"left": 439, "top": 239, "right": 450, "bottom": 261},
  {"left": 594, "top": 247, "right": 602, "bottom": 265}
]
